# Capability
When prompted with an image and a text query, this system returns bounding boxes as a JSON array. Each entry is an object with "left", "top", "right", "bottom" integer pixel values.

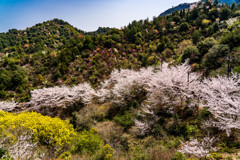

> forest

[{"left": 0, "top": 0, "right": 240, "bottom": 159}]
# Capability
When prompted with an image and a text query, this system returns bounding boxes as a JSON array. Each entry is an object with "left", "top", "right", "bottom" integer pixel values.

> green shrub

[
  {"left": 95, "top": 144, "right": 114, "bottom": 160},
  {"left": 74, "top": 129, "right": 104, "bottom": 155},
  {"left": 221, "top": 28, "right": 240, "bottom": 50},
  {"left": 197, "top": 37, "right": 216, "bottom": 56},
  {"left": 182, "top": 46, "right": 200, "bottom": 64},
  {"left": 185, "top": 123, "right": 199, "bottom": 138},
  {"left": 0, "top": 148, "right": 7, "bottom": 158},
  {"left": 59, "top": 151, "right": 72, "bottom": 160},
  {"left": 113, "top": 111, "right": 135, "bottom": 129},
  {"left": 131, "top": 145, "right": 148, "bottom": 160},
  {"left": 210, "top": 153, "right": 223, "bottom": 160},
  {"left": 202, "top": 44, "right": 230, "bottom": 70},
  {"left": 171, "top": 152, "right": 186, "bottom": 160},
  {"left": 179, "top": 22, "right": 189, "bottom": 32}
]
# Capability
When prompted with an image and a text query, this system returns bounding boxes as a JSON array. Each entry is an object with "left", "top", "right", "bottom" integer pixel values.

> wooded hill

[{"left": 0, "top": 0, "right": 240, "bottom": 159}]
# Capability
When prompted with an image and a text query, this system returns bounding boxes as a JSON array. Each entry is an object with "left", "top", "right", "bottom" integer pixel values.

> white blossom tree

[
  {"left": 29, "top": 82, "right": 95, "bottom": 108},
  {"left": 200, "top": 74, "right": 240, "bottom": 136},
  {"left": 7, "top": 132, "right": 38, "bottom": 160},
  {"left": 0, "top": 101, "right": 17, "bottom": 112},
  {"left": 179, "top": 137, "right": 218, "bottom": 158},
  {"left": 96, "top": 67, "right": 155, "bottom": 106},
  {"left": 133, "top": 62, "right": 203, "bottom": 136},
  {"left": 146, "top": 62, "right": 202, "bottom": 111}
]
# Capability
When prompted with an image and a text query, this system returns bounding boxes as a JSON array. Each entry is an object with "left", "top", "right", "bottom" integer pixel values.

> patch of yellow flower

[{"left": 0, "top": 111, "right": 76, "bottom": 151}]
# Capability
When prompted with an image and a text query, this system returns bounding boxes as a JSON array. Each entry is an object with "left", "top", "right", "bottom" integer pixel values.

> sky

[{"left": 0, "top": 0, "right": 197, "bottom": 33}]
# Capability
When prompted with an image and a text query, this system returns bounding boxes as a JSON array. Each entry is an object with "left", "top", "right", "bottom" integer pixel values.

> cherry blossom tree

[
  {"left": 6, "top": 132, "right": 39, "bottom": 160},
  {"left": 179, "top": 137, "right": 218, "bottom": 158},
  {"left": 96, "top": 67, "right": 155, "bottom": 106},
  {"left": 29, "top": 82, "right": 95, "bottom": 108},
  {"left": 134, "top": 103, "right": 158, "bottom": 136},
  {"left": 146, "top": 62, "right": 202, "bottom": 111},
  {"left": 133, "top": 62, "right": 203, "bottom": 136},
  {"left": 0, "top": 101, "right": 17, "bottom": 112},
  {"left": 200, "top": 74, "right": 240, "bottom": 136}
]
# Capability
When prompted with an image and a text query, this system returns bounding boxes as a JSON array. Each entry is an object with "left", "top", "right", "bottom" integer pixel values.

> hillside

[
  {"left": 0, "top": 0, "right": 240, "bottom": 159},
  {"left": 219, "top": 0, "right": 240, "bottom": 5},
  {"left": 160, "top": 3, "right": 195, "bottom": 16},
  {"left": 0, "top": 18, "right": 83, "bottom": 54},
  {"left": 160, "top": 0, "right": 240, "bottom": 17}
]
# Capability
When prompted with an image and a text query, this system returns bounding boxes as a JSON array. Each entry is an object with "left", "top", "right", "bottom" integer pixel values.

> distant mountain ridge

[
  {"left": 159, "top": 2, "right": 196, "bottom": 16},
  {"left": 0, "top": 18, "right": 83, "bottom": 53},
  {"left": 160, "top": 0, "right": 240, "bottom": 17},
  {"left": 218, "top": 0, "right": 240, "bottom": 5}
]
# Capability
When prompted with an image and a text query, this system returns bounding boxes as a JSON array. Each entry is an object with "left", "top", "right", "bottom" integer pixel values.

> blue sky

[{"left": 0, "top": 0, "right": 197, "bottom": 33}]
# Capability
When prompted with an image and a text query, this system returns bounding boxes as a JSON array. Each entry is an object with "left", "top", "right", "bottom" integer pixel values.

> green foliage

[
  {"left": 185, "top": 123, "right": 199, "bottom": 138},
  {"left": 197, "top": 37, "right": 216, "bottom": 56},
  {"left": 220, "top": 8, "right": 231, "bottom": 21},
  {"left": 198, "top": 107, "right": 211, "bottom": 121},
  {"left": 0, "top": 5, "right": 240, "bottom": 159},
  {"left": 95, "top": 144, "right": 114, "bottom": 160},
  {"left": 203, "top": 44, "right": 230, "bottom": 70},
  {"left": 182, "top": 46, "right": 200, "bottom": 64},
  {"left": 74, "top": 129, "right": 104, "bottom": 155},
  {"left": 113, "top": 111, "right": 135, "bottom": 129},
  {"left": 192, "top": 30, "right": 203, "bottom": 44},
  {"left": 0, "top": 148, "right": 7, "bottom": 158},
  {"left": 210, "top": 153, "right": 223, "bottom": 160},
  {"left": 0, "top": 3, "right": 238, "bottom": 102},
  {"left": 221, "top": 28, "right": 240, "bottom": 50},
  {"left": 173, "top": 16, "right": 181, "bottom": 23},
  {"left": 58, "top": 152, "right": 72, "bottom": 160},
  {"left": 171, "top": 152, "right": 186, "bottom": 160},
  {"left": 130, "top": 145, "right": 148, "bottom": 160},
  {"left": 179, "top": 22, "right": 189, "bottom": 32}
]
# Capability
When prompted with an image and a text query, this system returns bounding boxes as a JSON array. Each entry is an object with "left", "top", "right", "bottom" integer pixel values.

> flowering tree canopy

[
  {"left": 200, "top": 74, "right": 240, "bottom": 136},
  {"left": 29, "top": 82, "right": 95, "bottom": 108},
  {"left": 2, "top": 62, "right": 239, "bottom": 138},
  {"left": 0, "top": 101, "right": 17, "bottom": 112},
  {"left": 179, "top": 137, "right": 218, "bottom": 158}
]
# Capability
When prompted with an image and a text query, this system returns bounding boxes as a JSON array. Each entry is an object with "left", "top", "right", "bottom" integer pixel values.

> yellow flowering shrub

[
  {"left": 0, "top": 111, "right": 76, "bottom": 151},
  {"left": 202, "top": 19, "right": 211, "bottom": 26}
]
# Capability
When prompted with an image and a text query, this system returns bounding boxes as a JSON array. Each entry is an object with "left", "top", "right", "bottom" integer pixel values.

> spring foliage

[
  {"left": 4, "top": 61, "right": 239, "bottom": 138},
  {"left": 1, "top": 62, "right": 239, "bottom": 158},
  {"left": 0, "top": 111, "right": 76, "bottom": 159}
]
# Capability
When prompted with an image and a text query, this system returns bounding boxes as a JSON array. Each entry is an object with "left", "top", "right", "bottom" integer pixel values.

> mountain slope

[
  {"left": 218, "top": 0, "right": 240, "bottom": 5},
  {"left": 160, "top": 2, "right": 195, "bottom": 16},
  {"left": 160, "top": 0, "right": 240, "bottom": 17},
  {"left": 0, "top": 18, "right": 83, "bottom": 54},
  {"left": 0, "top": 1, "right": 240, "bottom": 159}
]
